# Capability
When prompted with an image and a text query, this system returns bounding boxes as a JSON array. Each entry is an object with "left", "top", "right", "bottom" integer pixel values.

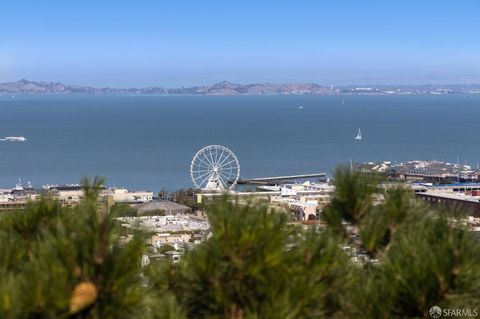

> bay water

[{"left": 0, "top": 94, "right": 479, "bottom": 191}]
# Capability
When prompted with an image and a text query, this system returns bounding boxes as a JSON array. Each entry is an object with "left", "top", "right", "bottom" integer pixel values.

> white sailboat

[{"left": 355, "top": 128, "right": 362, "bottom": 140}]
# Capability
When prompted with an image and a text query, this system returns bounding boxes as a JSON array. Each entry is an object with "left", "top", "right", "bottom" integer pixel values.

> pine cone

[{"left": 69, "top": 281, "right": 98, "bottom": 314}]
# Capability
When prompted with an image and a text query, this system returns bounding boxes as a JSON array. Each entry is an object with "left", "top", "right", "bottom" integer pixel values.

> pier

[{"left": 236, "top": 173, "right": 327, "bottom": 185}]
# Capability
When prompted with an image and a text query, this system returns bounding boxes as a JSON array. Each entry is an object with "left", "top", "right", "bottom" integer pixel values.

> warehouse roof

[{"left": 136, "top": 200, "right": 191, "bottom": 215}]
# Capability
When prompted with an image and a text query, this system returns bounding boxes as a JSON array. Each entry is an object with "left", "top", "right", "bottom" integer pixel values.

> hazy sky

[{"left": 1, "top": 0, "right": 479, "bottom": 87}]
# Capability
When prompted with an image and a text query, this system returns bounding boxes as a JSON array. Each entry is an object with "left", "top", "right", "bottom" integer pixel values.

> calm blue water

[{"left": 0, "top": 94, "right": 479, "bottom": 191}]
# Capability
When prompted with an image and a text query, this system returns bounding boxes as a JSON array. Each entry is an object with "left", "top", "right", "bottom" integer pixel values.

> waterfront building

[
  {"left": 104, "top": 188, "right": 153, "bottom": 203},
  {"left": 357, "top": 160, "right": 480, "bottom": 183},
  {"left": 416, "top": 189, "right": 480, "bottom": 217},
  {"left": 0, "top": 182, "right": 154, "bottom": 211}
]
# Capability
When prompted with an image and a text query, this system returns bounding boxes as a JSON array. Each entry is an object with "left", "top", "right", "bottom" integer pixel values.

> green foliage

[
  {"left": 157, "top": 244, "right": 176, "bottom": 254},
  {"left": 168, "top": 199, "right": 349, "bottom": 319},
  {"left": 111, "top": 203, "right": 137, "bottom": 217},
  {"left": 174, "top": 199, "right": 294, "bottom": 318},
  {"left": 1, "top": 170, "right": 480, "bottom": 318},
  {"left": 143, "top": 261, "right": 187, "bottom": 319},
  {"left": 325, "top": 169, "right": 480, "bottom": 318},
  {"left": 0, "top": 177, "right": 171, "bottom": 319},
  {"left": 380, "top": 215, "right": 480, "bottom": 317},
  {"left": 169, "top": 188, "right": 204, "bottom": 211},
  {"left": 322, "top": 166, "right": 380, "bottom": 236},
  {"left": 360, "top": 187, "right": 415, "bottom": 255}
]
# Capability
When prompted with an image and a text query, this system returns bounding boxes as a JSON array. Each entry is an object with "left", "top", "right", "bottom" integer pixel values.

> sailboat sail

[{"left": 355, "top": 128, "right": 362, "bottom": 140}]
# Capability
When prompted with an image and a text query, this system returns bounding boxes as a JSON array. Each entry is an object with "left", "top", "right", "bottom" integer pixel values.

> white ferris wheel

[{"left": 190, "top": 145, "right": 240, "bottom": 190}]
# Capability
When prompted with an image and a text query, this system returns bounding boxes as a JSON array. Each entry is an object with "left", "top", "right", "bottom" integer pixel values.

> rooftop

[
  {"left": 136, "top": 200, "right": 191, "bottom": 215},
  {"left": 421, "top": 190, "right": 480, "bottom": 203}
]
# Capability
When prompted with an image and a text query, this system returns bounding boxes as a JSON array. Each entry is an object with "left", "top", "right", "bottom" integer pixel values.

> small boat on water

[
  {"left": 0, "top": 136, "right": 27, "bottom": 142},
  {"left": 354, "top": 129, "right": 362, "bottom": 140}
]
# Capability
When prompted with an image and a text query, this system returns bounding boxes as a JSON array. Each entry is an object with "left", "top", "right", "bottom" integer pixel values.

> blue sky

[{"left": 1, "top": 0, "right": 479, "bottom": 87}]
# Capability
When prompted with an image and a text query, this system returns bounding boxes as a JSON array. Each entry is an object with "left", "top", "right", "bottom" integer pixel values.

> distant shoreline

[{"left": 1, "top": 79, "right": 480, "bottom": 96}]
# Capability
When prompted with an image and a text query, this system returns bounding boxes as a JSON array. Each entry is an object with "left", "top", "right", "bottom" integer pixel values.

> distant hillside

[
  {"left": 0, "top": 79, "right": 168, "bottom": 95},
  {"left": 0, "top": 79, "right": 334, "bottom": 95},
  {"left": 1, "top": 79, "right": 479, "bottom": 95}
]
